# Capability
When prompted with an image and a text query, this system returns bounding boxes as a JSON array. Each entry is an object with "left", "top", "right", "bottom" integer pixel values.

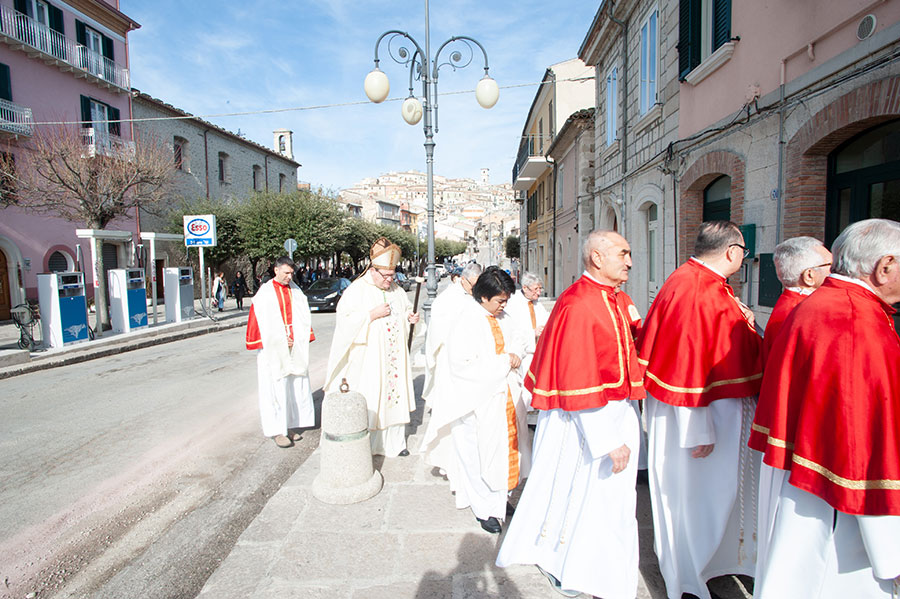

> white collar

[
  {"left": 829, "top": 273, "right": 875, "bottom": 294},
  {"left": 690, "top": 256, "right": 727, "bottom": 279},
  {"left": 786, "top": 286, "right": 815, "bottom": 296},
  {"left": 581, "top": 271, "right": 619, "bottom": 290}
]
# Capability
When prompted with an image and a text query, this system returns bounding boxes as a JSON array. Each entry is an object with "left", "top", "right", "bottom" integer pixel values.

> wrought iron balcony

[
  {"left": 0, "top": 5, "right": 129, "bottom": 91},
  {"left": 81, "top": 127, "right": 135, "bottom": 159},
  {"left": 0, "top": 97, "right": 33, "bottom": 136},
  {"left": 511, "top": 136, "right": 547, "bottom": 190}
]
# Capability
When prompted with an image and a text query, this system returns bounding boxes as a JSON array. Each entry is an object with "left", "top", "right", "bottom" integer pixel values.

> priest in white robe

[
  {"left": 422, "top": 266, "right": 530, "bottom": 534},
  {"left": 497, "top": 231, "right": 645, "bottom": 599},
  {"left": 324, "top": 238, "right": 419, "bottom": 457},
  {"left": 504, "top": 270, "right": 549, "bottom": 410},
  {"left": 245, "top": 256, "right": 315, "bottom": 448}
]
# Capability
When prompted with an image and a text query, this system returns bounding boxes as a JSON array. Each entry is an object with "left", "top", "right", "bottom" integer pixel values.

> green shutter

[
  {"left": 0, "top": 64, "right": 10, "bottom": 102},
  {"left": 80, "top": 95, "right": 91, "bottom": 127},
  {"left": 712, "top": 0, "right": 732, "bottom": 52},
  {"left": 48, "top": 4, "right": 64, "bottom": 33},
  {"left": 102, "top": 35, "right": 114, "bottom": 60},
  {"left": 14, "top": 0, "right": 28, "bottom": 16},
  {"left": 108, "top": 106, "right": 120, "bottom": 136},
  {"left": 75, "top": 20, "right": 86, "bottom": 46},
  {"left": 678, "top": 0, "right": 701, "bottom": 80}
]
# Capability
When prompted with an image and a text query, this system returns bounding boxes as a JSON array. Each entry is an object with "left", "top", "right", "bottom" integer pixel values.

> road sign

[
  {"left": 284, "top": 238, "right": 298, "bottom": 256},
  {"left": 184, "top": 215, "right": 217, "bottom": 247}
]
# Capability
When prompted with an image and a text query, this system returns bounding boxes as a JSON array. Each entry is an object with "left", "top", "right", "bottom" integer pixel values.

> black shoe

[
  {"left": 477, "top": 516, "right": 502, "bottom": 534},
  {"left": 398, "top": 448, "right": 410, "bottom": 457}
]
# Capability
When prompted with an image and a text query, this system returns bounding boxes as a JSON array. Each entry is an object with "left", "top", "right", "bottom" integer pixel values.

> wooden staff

[{"left": 407, "top": 259, "right": 426, "bottom": 350}]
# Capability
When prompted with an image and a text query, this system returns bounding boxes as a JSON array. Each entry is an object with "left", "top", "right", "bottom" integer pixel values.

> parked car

[
  {"left": 395, "top": 272, "right": 415, "bottom": 292},
  {"left": 303, "top": 277, "right": 350, "bottom": 312}
]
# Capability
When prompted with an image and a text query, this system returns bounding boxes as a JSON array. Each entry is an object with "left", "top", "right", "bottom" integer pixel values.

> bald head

[{"left": 583, "top": 230, "right": 632, "bottom": 287}]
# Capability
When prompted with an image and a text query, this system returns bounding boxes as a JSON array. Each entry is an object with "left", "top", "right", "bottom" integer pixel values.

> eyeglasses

[
  {"left": 811, "top": 263, "right": 832, "bottom": 269},
  {"left": 374, "top": 269, "right": 395, "bottom": 279},
  {"left": 729, "top": 243, "right": 751, "bottom": 259}
]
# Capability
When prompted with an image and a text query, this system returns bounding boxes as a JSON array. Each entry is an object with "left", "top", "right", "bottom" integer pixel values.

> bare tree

[{"left": 0, "top": 124, "right": 175, "bottom": 334}]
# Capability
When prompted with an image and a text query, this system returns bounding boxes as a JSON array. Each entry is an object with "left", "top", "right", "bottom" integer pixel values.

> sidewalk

[
  {"left": 0, "top": 299, "right": 248, "bottom": 380},
  {"left": 197, "top": 361, "right": 667, "bottom": 599}
]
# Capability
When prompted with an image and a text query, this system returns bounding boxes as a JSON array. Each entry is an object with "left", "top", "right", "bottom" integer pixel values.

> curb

[{"left": 0, "top": 316, "right": 248, "bottom": 381}]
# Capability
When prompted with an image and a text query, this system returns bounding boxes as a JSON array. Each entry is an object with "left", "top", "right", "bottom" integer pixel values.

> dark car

[
  {"left": 395, "top": 272, "right": 415, "bottom": 292},
  {"left": 304, "top": 277, "right": 350, "bottom": 312}
]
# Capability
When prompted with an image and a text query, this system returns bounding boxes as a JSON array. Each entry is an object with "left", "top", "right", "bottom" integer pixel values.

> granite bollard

[{"left": 311, "top": 378, "right": 383, "bottom": 504}]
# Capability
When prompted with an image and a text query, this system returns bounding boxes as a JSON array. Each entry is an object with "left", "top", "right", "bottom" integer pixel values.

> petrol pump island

[{"left": 30, "top": 215, "right": 217, "bottom": 351}]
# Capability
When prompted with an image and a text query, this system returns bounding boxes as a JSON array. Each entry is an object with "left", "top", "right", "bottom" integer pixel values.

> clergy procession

[{"left": 244, "top": 220, "right": 899, "bottom": 599}]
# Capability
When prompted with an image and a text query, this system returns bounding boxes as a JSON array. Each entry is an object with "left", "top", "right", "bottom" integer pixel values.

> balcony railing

[
  {"left": 0, "top": 97, "right": 34, "bottom": 136},
  {"left": 81, "top": 127, "right": 135, "bottom": 159},
  {"left": 0, "top": 5, "right": 129, "bottom": 90},
  {"left": 512, "top": 137, "right": 536, "bottom": 182}
]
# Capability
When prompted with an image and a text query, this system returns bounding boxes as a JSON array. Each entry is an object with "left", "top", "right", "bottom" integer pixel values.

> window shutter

[
  {"left": 712, "top": 0, "right": 732, "bottom": 52},
  {"left": 108, "top": 105, "right": 120, "bottom": 136},
  {"left": 14, "top": 0, "right": 29, "bottom": 16},
  {"left": 75, "top": 20, "right": 86, "bottom": 46},
  {"left": 48, "top": 4, "right": 64, "bottom": 33},
  {"left": 0, "top": 63, "right": 11, "bottom": 102},
  {"left": 80, "top": 95, "right": 91, "bottom": 127},
  {"left": 678, "top": 0, "right": 701, "bottom": 80},
  {"left": 102, "top": 35, "right": 114, "bottom": 60}
]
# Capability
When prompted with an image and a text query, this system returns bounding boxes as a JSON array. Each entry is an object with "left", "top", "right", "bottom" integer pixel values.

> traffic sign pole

[{"left": 199, "top": 246, "right": 206, "bottom": 312}]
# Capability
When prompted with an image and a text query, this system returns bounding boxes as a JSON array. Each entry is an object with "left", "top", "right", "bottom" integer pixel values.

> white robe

[
  {"left": 421, "top": 301, "right": 531, "bottom": 518},
  {"left": 496, "top": 402, "right": 640, "bottom": 599},
  {"left": 756, "top": 478, "right": 900, "bottom": 598},
  {"left": 504, "top": 290, "right": 549, "bottom": 410},
  {"left": 754, "top": 462, "right": 786, "bottom": 583},
  {"left": 645, "top": 394, "right": 760, "bottom": 599},
  {"left": 251, "top": 281, "right": 314, "bottom": 437},
  {"left": 422, "top": 281, "right": 473, "bottom": 409},
  {"left": 324, "top": 271, "right": 415, "bottom": 457}
]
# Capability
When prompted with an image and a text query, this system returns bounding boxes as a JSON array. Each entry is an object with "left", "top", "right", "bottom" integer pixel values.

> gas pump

[
  {"left": 163, "top": 267, "right": 194, "bottom": 323},
  {"left": 108, "top": 268, "right": 148, "bottom": 333},
  {"left": 37, "top": 272, "right": 90, "bottom": 348}
]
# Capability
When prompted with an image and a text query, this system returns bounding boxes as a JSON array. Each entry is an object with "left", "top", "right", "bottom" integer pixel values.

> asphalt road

[{"left": 0, "top": 309, "right": 339, "bottom": 599}]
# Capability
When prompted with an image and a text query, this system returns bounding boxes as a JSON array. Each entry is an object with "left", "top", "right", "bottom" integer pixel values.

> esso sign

[
  {"left": 183, "top": 214, "right": 217, "bottom": 247},
  {"left": 187, "top": 218, "right": 210, "bottom": 235}
]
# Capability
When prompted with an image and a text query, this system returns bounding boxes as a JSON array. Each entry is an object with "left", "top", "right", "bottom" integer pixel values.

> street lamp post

[{"left": 364, "top": 0, "right": 498, "bottom": 323}]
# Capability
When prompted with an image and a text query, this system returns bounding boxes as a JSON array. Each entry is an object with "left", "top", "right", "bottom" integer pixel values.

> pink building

[{"left": 0, "top": 0, "right": 139, "bottom": 320}]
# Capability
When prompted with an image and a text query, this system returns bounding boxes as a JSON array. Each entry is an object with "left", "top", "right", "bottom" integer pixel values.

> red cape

[
  {"left": 525, "top": 275, "right": 645, "bottom": 411},
  {"left": 245, "top": 281, "right": 314, "bottom": 350},
  {"left": 636, "top": 260, "right": 762, "bottom": 407},
  {"left": 761, "top": 289, "right": 806, "bottom": 365},
  {"left": 750, "top": 277, "right": 900, "bottom": 515}
]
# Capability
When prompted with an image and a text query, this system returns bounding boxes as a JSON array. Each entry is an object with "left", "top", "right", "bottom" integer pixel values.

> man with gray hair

[
  {"left": 504, "top": 270, "right": 549, "bottom": 409},
  {"left": 751, "top": 218, "right": 900, "bottom": 598},
  {"left": 637, "top": 220, "right": 763, "bottom": 599},
  {"left": 763, "top": 237, "right": 832, "bottom": 362},
  {"left": 420, "top": 262, "right": 482, "bottom": 471}
]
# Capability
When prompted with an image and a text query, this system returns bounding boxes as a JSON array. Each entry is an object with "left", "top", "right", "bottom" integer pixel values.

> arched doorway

[
  {"left": 0, "top": 250, "right": 10, "bottom": 320},
  {"left": 826, "top": 119, "right": 900, "bottom": 245}
]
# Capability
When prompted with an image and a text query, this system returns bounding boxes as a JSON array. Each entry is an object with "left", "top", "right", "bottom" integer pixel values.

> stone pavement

[
  {"left": 0, "top": 299, "right": 248, "bottom": 380},
  {"left": 197, "top": 369, "right": 753, "bottom": 599}
]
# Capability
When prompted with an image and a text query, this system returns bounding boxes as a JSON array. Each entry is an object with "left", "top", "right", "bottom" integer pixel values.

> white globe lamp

[
  {"left": 401, "top": 96, "right": 423, "bottom": 125},
  {"left": 475, "top": 75, "right": 499, "bottom": 109},
  {"left": 364, "top": 68, "right": 390, "bottom": 103}
]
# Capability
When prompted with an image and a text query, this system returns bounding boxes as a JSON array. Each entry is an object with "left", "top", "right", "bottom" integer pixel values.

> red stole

[
  {"left": 525, "top": 275, "right": 644, "bottom": 411},
  {"left": 245, "top": 281, "right": 314, "bottom": 350},
  {"left": 751, "top": 277, "right": 900, "bottom": 515},
  {"left": 761, "top": 289, "right": 806, "bottom": 364},
  {"left": 637, "top": 259, "right": 762, "bottom": 407}
]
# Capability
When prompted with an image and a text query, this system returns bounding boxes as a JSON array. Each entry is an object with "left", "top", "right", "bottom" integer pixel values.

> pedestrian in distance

[
  {"left": 496, "top": 230, "right": 644, "bottom": 599},
  {"left": 422, "top": 266, "right": 530, "bottom": 535},
  {"left": 232, "top": 271, "right": 249, "bottom": 311},
  {"left": 212, "top": 271, "right": 227, "bottom": 312},
  {"left": 324, "top": 237, "right": 419, "bottom": 457},
  {"left": 751, "top": 218, "right": 900, "bottom": 599},
  {"left": 637, "top": 220, "right": 763, "bottom": 599},
  {"left": 245, "top": 257, "right": 316, "bottom": 449}
]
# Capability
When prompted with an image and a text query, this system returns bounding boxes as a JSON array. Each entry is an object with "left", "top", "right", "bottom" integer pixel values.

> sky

[{"left": 122, "top": 1, "right": 599, "bottom": 192}]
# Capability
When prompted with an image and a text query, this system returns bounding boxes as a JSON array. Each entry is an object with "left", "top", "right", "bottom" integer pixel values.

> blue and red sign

[{"left": 183, "top": 214, "right": 217, "bottom": 247}]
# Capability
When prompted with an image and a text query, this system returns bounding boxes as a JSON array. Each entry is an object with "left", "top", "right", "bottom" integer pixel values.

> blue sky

[{"left": 123, "top": 1, "right": 599, "bottom": 192}]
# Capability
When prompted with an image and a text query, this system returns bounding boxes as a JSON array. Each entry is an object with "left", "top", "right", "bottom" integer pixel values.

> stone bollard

[{"left": 312, "top": 378, "right": 383, "bottom": 504}]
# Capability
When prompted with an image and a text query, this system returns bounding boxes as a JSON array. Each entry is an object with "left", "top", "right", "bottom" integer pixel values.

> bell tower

[{"left": 273, "top": 129, "right": 293, "bottom": 160}]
